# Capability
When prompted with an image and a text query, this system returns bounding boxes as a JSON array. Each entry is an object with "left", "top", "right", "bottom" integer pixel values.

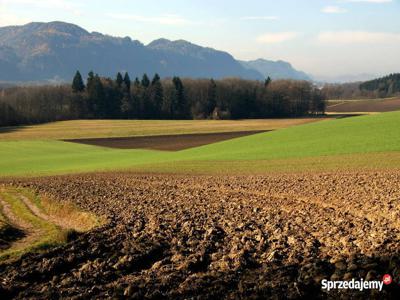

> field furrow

[{"left": 0, "top": 171, "right": 398, "bottom": 299}]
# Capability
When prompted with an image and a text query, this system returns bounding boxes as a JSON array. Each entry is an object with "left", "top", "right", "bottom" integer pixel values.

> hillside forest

[{"left": 322, "top": 73, "right": 400, "bottom": 100}]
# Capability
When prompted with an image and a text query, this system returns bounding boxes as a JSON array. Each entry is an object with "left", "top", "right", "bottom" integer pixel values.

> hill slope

[
  {"left": 0, "top": 21, "right": 261, "bottom": 81},
  {"left": 178, "top": 111, "right": 400, "bottom": 161},
  {"left": 360, "top": 73, "right": 400, "bottom": 97},
  {"left": 0, "top": 21, "right": 310, "bottom": 82},
  {"left": 1, "top": 112, "right": 400, "bottom": 176}
]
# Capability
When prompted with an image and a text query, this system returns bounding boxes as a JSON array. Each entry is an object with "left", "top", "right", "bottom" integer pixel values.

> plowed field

[
  {"left": 65, "top": 131, "right": 267, "bottom": 151},
  {"left": 0, "top": 172, "right": 399, "bottom": 299},
  {"left": 327, "top": 98, "right": 400, "bottom": 113}
]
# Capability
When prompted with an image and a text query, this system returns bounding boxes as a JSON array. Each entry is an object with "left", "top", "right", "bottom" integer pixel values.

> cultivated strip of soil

[
  {"left": 0, "top": 171, "right": 399, "bottom": 299},
  {"left": 64, "top": 130, "right": 267, "bottom": 151},
  {"left": 327, "top": 98, "right": 400, "bottom": 113}
]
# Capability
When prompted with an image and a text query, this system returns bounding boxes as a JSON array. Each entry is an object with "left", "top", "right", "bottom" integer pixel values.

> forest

[
  {"left": 360, "top": 73, "right": 400, "bottom": 96},
  {"left": 0, "top": 71, "right": 326, "bottom": 126},
  {"left": 322, "top": 73, "right": 400, "bottom": 100}
]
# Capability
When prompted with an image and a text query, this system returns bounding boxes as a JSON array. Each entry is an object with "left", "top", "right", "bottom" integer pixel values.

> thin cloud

[
  {"left": 256, "top": 32, "right": 299, "bottom": 44},
  {"left": 240, "top": 16, "right": 280, "bottom": 21},
  {"left": 107, "top": 13, "right": 193, "bottom": 26},
  {"left": 322, "top": 6, "right": 348, "bottom": 13},
  {"left": 318, "top": 31, "right": 400, "bottom": 43}
]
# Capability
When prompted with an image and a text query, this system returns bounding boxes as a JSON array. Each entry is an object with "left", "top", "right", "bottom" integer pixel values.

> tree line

[
  {"left": 321, "top": 73, "right": 400, "bottom": 100},
  {"left": 360, "top": 73, "right": 400, "bottom": 97},
  {"left": 0, "top": 71, "right": 326, "bottom": 126}
]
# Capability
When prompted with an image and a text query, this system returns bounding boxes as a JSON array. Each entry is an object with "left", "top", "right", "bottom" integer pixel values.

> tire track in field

[
  {"left": 18, "top": 194, "right": 70, "bottom": 230},
  {"left": 0, "top": 194, "right": 42, "bottom": 251}
]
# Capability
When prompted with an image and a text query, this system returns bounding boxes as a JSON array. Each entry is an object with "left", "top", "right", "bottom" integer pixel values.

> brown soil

[
  {"left": 327, "top": 98, "right": 400, "bottom": 113},
  {"left": 0, "top": 172, "right": 399, "bottom": 299},
  {"left": 64, "top": 130, "right": 267, "bottom": 151}
]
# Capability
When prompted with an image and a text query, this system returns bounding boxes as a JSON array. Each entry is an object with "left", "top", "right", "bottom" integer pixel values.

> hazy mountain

[
  {"left": 0, "top": 21, "right": 308, "bottom": 82},
  {"left": 147, "top": 38, "right": 262, "bottom": 79},
  {"left": 312, "top": 73, "right": 379, "bottom": 84},
  {"left": 0, "top": 22, "right": 156, "bottom": 81},
  {"left": 240, "top": 59, "right": 311, "bottom": 81}
]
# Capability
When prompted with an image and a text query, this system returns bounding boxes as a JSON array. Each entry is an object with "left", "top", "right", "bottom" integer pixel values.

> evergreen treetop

[{"left": 72, "top": 70, "right": 85, "bottom": 93}]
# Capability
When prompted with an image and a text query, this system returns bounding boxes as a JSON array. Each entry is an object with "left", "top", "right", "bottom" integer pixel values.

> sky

[{"left": 0, "top": 0, "right": 399, "bottom": 79}]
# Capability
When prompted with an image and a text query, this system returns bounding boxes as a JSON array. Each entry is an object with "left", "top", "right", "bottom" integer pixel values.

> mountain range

[
  {"left": 0, "top": 21, "right": 311, "bottom": 82},
  {"left": 240, "top": 59, "right": 311, "bottom": 81}
]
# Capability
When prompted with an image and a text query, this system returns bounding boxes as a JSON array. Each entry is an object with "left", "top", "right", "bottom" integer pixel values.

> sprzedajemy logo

[{"left": 321, "top": 274, "right": 394, "bottom": 292}]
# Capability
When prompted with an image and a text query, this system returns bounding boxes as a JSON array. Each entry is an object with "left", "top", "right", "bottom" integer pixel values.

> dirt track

[
  {"left": 0, "top": 172, "right": 399, "bottom": 299},
  {"left": 327, "top": 98, "right": 400, "bottom": 113},
  {"left": 65, "top": 131, "right": 267, "bottom": 151}
]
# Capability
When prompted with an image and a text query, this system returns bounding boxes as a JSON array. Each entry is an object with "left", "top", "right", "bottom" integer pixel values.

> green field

[
  {"left": 1, "top": 112, "right": 400, "bottom": 177},
  {"left": 179, "top": 111, "right": 400, "bottom": 159}
]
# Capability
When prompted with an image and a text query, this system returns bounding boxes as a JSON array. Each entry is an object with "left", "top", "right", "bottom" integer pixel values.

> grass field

[
  {"left": 1, "top": 112, "right": 400, "bottom": 176},
  {"left": 177, "top": 111, "right": 400, "bottom": 160}
]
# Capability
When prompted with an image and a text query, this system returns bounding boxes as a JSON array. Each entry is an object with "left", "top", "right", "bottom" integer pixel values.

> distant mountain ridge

[
  {"left": 312, "top": 73, "right": 379, "bottom": 84},
  {"left": 240, "top": 59, "right": 311, "bottom": 81},
  {"left": 0, "top": 21, "right": 310, "bottom": 82}
]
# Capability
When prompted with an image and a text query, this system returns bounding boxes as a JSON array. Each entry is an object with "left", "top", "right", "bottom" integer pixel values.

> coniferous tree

[
  {"left": 94, "top": 75, "right": 106, "bottom": 117},
  {"left": 85, "top": 71, "right": 95, "bottom": 115},
  {"left": 141, "top": 74, "right": 150, "bottom": 88},
  {"left": 151, "top": 73, "right": 161, "bottom": 86},
  {"left": 149, "top": 74, "right": 164, "bottom": 118},
  {"left": 265, "top": 76, "right": 272, "bottom": 88},
  {"left": 70, "top": 71, "right": 86, "bottom": 116},
  {"left": 72, "top": 71, "right": 85, "bottom": 93},
  {"left": 119, "top": 73, "right": 132, "bottom": 118},
  {"left": 140, "top": 74, "right": 151, "bottom": 117},
  {"left": 206, "top": 79, "right": 217, "bottom": 117},
  {"left": 87, "top": 73, "right": 105, "bottom": 118},
  {"left": 132, "top": 77, "right": 142, "bottom": 117},
  {"left": 123, "top": 72, "right": 131, "bottom": 93},
  {"left": 103, "top": 78, "right": 121, "bottom": 118},
  {"left": 116, "top": 72, "right": 123, "bottom": 88},
  {"left": 172, "top": 76, "right": 189, "bottom": 119}
]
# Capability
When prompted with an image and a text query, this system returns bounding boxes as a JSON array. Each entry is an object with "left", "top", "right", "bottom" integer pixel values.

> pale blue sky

[{"left": 0, "top": 0, "right": 399, "bottom": 77}]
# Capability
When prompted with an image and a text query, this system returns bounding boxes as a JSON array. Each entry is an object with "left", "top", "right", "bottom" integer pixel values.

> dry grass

[
  {"left": 37, "top": 194, "right": 103, "bottom": 232},
  {"left": 0, "top": 118, "right": 326, "bottom": 141},
  {"left": 0, "top": 187, "right": 102, "bottom": 262}
]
